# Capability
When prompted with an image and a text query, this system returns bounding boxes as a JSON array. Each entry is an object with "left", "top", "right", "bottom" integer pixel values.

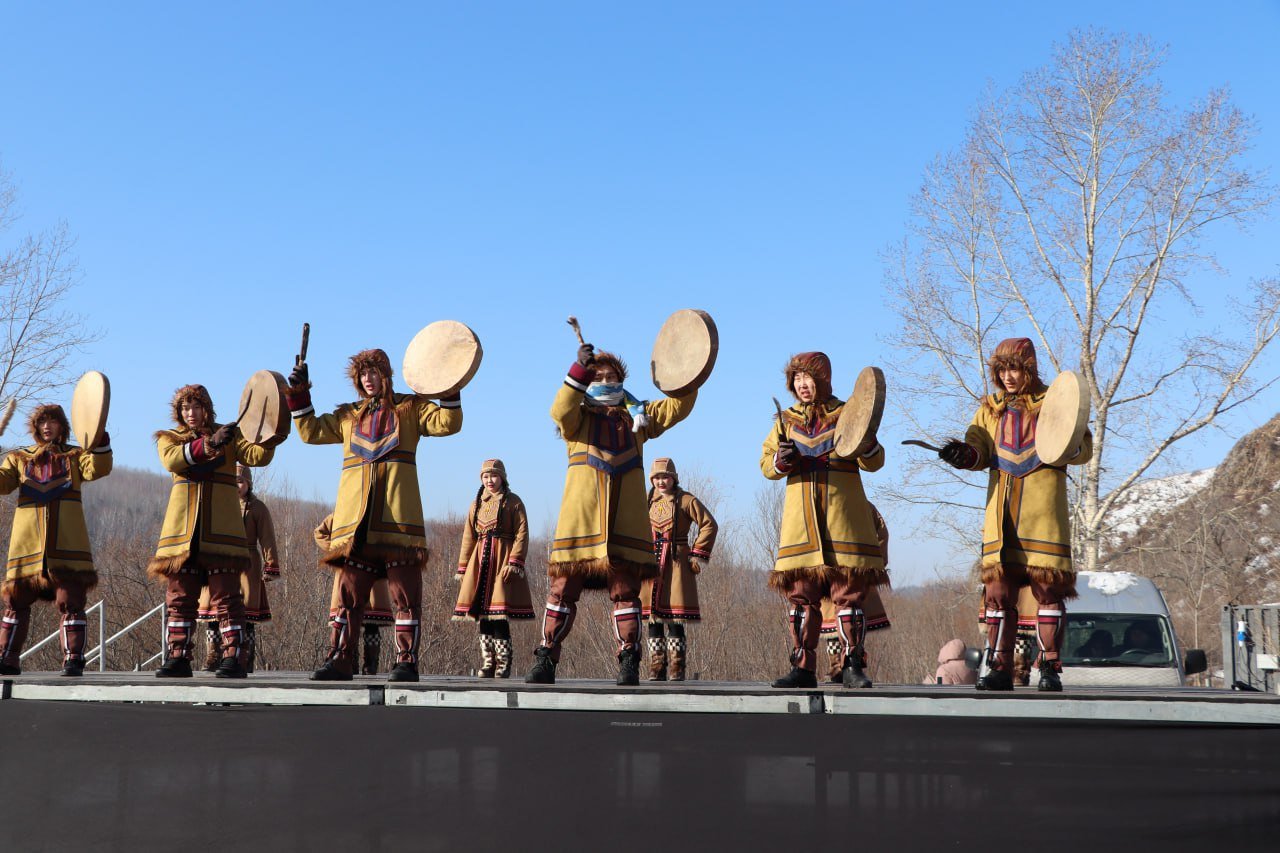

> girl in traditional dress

[
  {"left": 453, "top": 459, "right": 533, "bottom": 678},
  {"left": 642, "top": 458, "right": 716, "bottom": 681}
]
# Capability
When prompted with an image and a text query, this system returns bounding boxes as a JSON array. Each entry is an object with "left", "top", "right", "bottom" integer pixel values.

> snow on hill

[{"left": 1105, "top": 467, "right": 1216, "bottom": 539}]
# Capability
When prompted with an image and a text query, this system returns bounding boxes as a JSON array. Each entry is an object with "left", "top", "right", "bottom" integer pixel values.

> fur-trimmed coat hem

[
  {"left": 147, "top": 552, "right": 252, "bottom": 579},
  {"left": 767, "top": 565, "right": 891, "bottom": 592},
  {"left": 979, "top": 561, "right": 1078, "bottom": 598},
  {"left": 2, "top": 569, "right": 99, "bottom": 601},
  {"left": 548, "top": 556, "right": 658, "bottom": 590},
  {"left": 317, "top": 539, "right": 428, "bottom": 571}
]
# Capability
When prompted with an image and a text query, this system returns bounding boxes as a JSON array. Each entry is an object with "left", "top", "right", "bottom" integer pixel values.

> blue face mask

[{"left": 586, "top": 382, "right": 625, "bottom": 406}]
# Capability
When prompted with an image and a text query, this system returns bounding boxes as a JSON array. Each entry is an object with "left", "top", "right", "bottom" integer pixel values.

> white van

[{"left": 1058, "top": 571, "right": 1207, "bottom": 687}]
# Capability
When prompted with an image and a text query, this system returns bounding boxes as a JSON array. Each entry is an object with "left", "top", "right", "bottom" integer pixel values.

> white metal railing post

[
  {"left": 81, "top": 602, "right": 165, "bottom": 670},
  {"left": 98, "top": 601, "right": 106, "bottom": 672}
]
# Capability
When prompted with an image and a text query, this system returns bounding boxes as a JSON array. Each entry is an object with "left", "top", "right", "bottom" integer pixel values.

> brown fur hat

[
  {"left": 348, "top": 348, "right": 395, "bottom": 399},
  {"left": 987, "top": 338, "right": 1045, "bottom": 395},
  {"left": 784, "top": 351, "right": 833, "bottom": 402},
  {"left": 28, "top": 403, "right": 70, "bottom": 444},
  {"left": 590, "top": 351, "right": 628, "bottom": 382},
  {"left": 170, "top": 384, "right": 215, "bottom": 428}
]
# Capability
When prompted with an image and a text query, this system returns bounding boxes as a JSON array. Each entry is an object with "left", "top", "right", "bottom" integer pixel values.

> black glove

[
  {"left": 209, "top": 424, "right": 234, "bottom": 449},
  {"left": 288, "top": 361, "right": 309, "bottom": 388},
  {"left": 576, "top": 344, "right": 595, "bottom": 367},
  {"left": 940, "top": 439, "right": 976, "bottom": 469},
  {"left": 776, "top": 440, "right": 798, "bottom": 467}
]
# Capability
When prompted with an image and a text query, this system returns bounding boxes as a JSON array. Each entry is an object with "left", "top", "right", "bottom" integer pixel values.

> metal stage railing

[{"left": 19, "top": 600, "right": 165, "bottom": 671}]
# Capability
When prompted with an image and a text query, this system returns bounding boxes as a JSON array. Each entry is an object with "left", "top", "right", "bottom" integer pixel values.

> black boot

[
  {"left": 388, "top": 662, "right": 419, "bottom": 683},
  {"left": 616, "top": 648, "right": 641, "bottom": 686},
  {"left": 772, "top": 667, "right": 818, "bottom": 689},
  {"left": 311, "top": 660, "right": 353, "bottom": 682},
  {"left": 0, "top": 663, "right": 21, "bottom": 676},
  {"left": 976, "top": 668, "right": 1014, "bottom": 691},
  {"left": 62, "top": 661, "right": 85, "bottom": 677},
  {"left": 1037, "top": 658, "right": 1063, "bottom": 692},
  {"left": 216, "top": 656, "right": 248, "bottom": 679},
  {"left": 156, "top": 657, "right": 193, "bottom": 679},
  {"left": 525, "top": 647, "right": 556, "bottom": 684},
  {"left": 841, "top": 649, "right": 873, "bottom": 689}
]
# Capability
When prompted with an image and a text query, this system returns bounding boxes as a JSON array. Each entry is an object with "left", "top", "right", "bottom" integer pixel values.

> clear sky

[{"left": 2, "top": 2, "right": 1277, "bottom": 584}]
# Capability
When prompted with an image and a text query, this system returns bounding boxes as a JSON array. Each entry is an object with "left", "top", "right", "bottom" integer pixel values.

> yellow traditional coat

[
  {"left": 149, "top": 427, "right": 274, "bottom": 576},
  {"left": 453, "top": 489, "right": 534, "bottom": 621},
  {"left": 549, "top": 362, "right": 697, "bottom": 587},
  {"left": 0, "top": 443, "right": 112, "bottom": 593},
  {"left": 641, "top": 489, "right": 717, "bottom": 621},
  {"left": 960, "top": 392, "right": 1093, "bottom": 584},
  {"left": 293, "top": 393, "right": 462, "bottom": 564},
  {"left": 759, "top": 399, "right": 887, "bottom": 587}
]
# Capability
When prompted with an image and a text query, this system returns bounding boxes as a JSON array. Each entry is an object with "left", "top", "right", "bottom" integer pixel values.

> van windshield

[{"left": 1061, "top": 614, "right": 1174, "bottom": 667}]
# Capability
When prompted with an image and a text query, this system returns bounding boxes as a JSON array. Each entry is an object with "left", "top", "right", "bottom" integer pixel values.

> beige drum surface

[
  {"left": 1036, "top": 371, "right": 1090, "bottom": 466},
  {"left": 650, "top": 309, "right": 718, "bottom": 396},
  {"left": 238, "top": 370, "right": 291, "bottom": 446},
  {"left": 71, "top": 370, "right": 111, "bottom": 450},
  {"left": 403, "top": 320, "right": 483, "bottom": 396},
  {"left": 834, "top": 366, "right": 886, "bottom": 458}
]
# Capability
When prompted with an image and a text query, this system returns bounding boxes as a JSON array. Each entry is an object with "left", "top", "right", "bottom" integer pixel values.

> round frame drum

[
  {"left": 71, "top": 371, "right": 111, "bottom": 451},
  {"left": 1035, "top": 371, "right": 1090, "bottom": 466},
  {"left": 238, "top": 370, "right": 291, "bottom": 447},
  {"left": 403, "top": 321, "right": 484, "bottom": 397},
  {"left": 650, "top": 309, "right": 718, "bottom": 396},
  {"left": 834, "top": 366, "right": 886, "bottom": 458}
]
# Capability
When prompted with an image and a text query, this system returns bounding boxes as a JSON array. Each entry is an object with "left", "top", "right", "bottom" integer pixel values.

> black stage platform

[{"left": 3, "top": 674, "right": 1278, "bottom": 852}]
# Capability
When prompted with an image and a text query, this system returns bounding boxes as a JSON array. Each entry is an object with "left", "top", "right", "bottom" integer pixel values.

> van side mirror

[
  {"left": 964, "top": 647, "right": 983, "bottom": 671},
  {"left": 1184, "top": 649, "right": 1207, "bottom": 676}
]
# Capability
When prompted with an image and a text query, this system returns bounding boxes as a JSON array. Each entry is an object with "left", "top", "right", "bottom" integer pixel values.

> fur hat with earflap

[
  {"left": 348, "top": 348, "right": 395, "bottom": 399},
  {"left": 28, "top": 404, "right": 70, "bottom": 446},
  {"left": 784, "top": 351, "right": 833, "bottom": 404},
  {"left": 169, "top": 384, "right": 216, "bottom": 432},
  {"left": 987, "top": 337, "right": 1047, "bottom": 396}
]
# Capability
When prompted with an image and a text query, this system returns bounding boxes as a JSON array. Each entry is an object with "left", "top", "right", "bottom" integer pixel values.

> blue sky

[{"left": 2, "top": 2, "right": 1278, "bottom": 584}]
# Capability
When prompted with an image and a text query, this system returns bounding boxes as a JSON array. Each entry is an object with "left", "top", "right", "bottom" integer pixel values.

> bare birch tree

[
  {"left": 883, "top": 30, "right": 1279, "bottom": 571},
  {"left": 0, "top": 164, "right": 98, "bottom": 412}
]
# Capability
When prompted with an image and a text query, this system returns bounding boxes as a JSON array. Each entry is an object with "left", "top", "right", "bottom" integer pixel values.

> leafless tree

[
  {"left": 0, "top": 164, "right": 99, "bottom": 413},
  {"left": 882, "top": 30, "right": 1279, "bottom": 570}
]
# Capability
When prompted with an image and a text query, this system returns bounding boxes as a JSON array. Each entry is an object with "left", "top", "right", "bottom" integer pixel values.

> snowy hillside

[{"left": 1104, "top": 468, "right": 1216, "bottom": 540}]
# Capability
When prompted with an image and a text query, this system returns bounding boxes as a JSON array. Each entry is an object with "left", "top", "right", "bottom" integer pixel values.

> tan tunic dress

[
  {"left": 199, "top": 495, "right": 279, "bottom": 622},
  {"left": 453, "top": 490, "right": 534, "bottom": 621},
  {"left": 641, "top": 490, "right": 717, "bottom": 622}
]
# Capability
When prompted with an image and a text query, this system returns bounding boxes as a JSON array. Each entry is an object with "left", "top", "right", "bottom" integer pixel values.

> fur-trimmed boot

[
  {"left": 826, "top": 638, "right": 844, "bottom": 684},
  {"left": 667, "top": 634, "right": 687, "bottom": 682},
  {"left": 361, "top": 626, "right": 381, "bottom": 676},
  {"left": 477, "top": 635, "right": 496, "bottom": 678},
  {"left": 203, "top": 623, "right": 221, "bottom": 673},
  {"left": 243, "top": 623, "right": 257, "bottom": 674},
  {"left": 647, "top": 636, "right": 668, "bottom": 681},
  {"left": 493, "top": 637, "right": 513, "bottom": 679}
]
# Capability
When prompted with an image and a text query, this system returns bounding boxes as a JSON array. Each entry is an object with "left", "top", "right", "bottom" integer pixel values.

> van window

[{"left": 1061, "top": 615, "right": 1174, "bottom": 667}]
